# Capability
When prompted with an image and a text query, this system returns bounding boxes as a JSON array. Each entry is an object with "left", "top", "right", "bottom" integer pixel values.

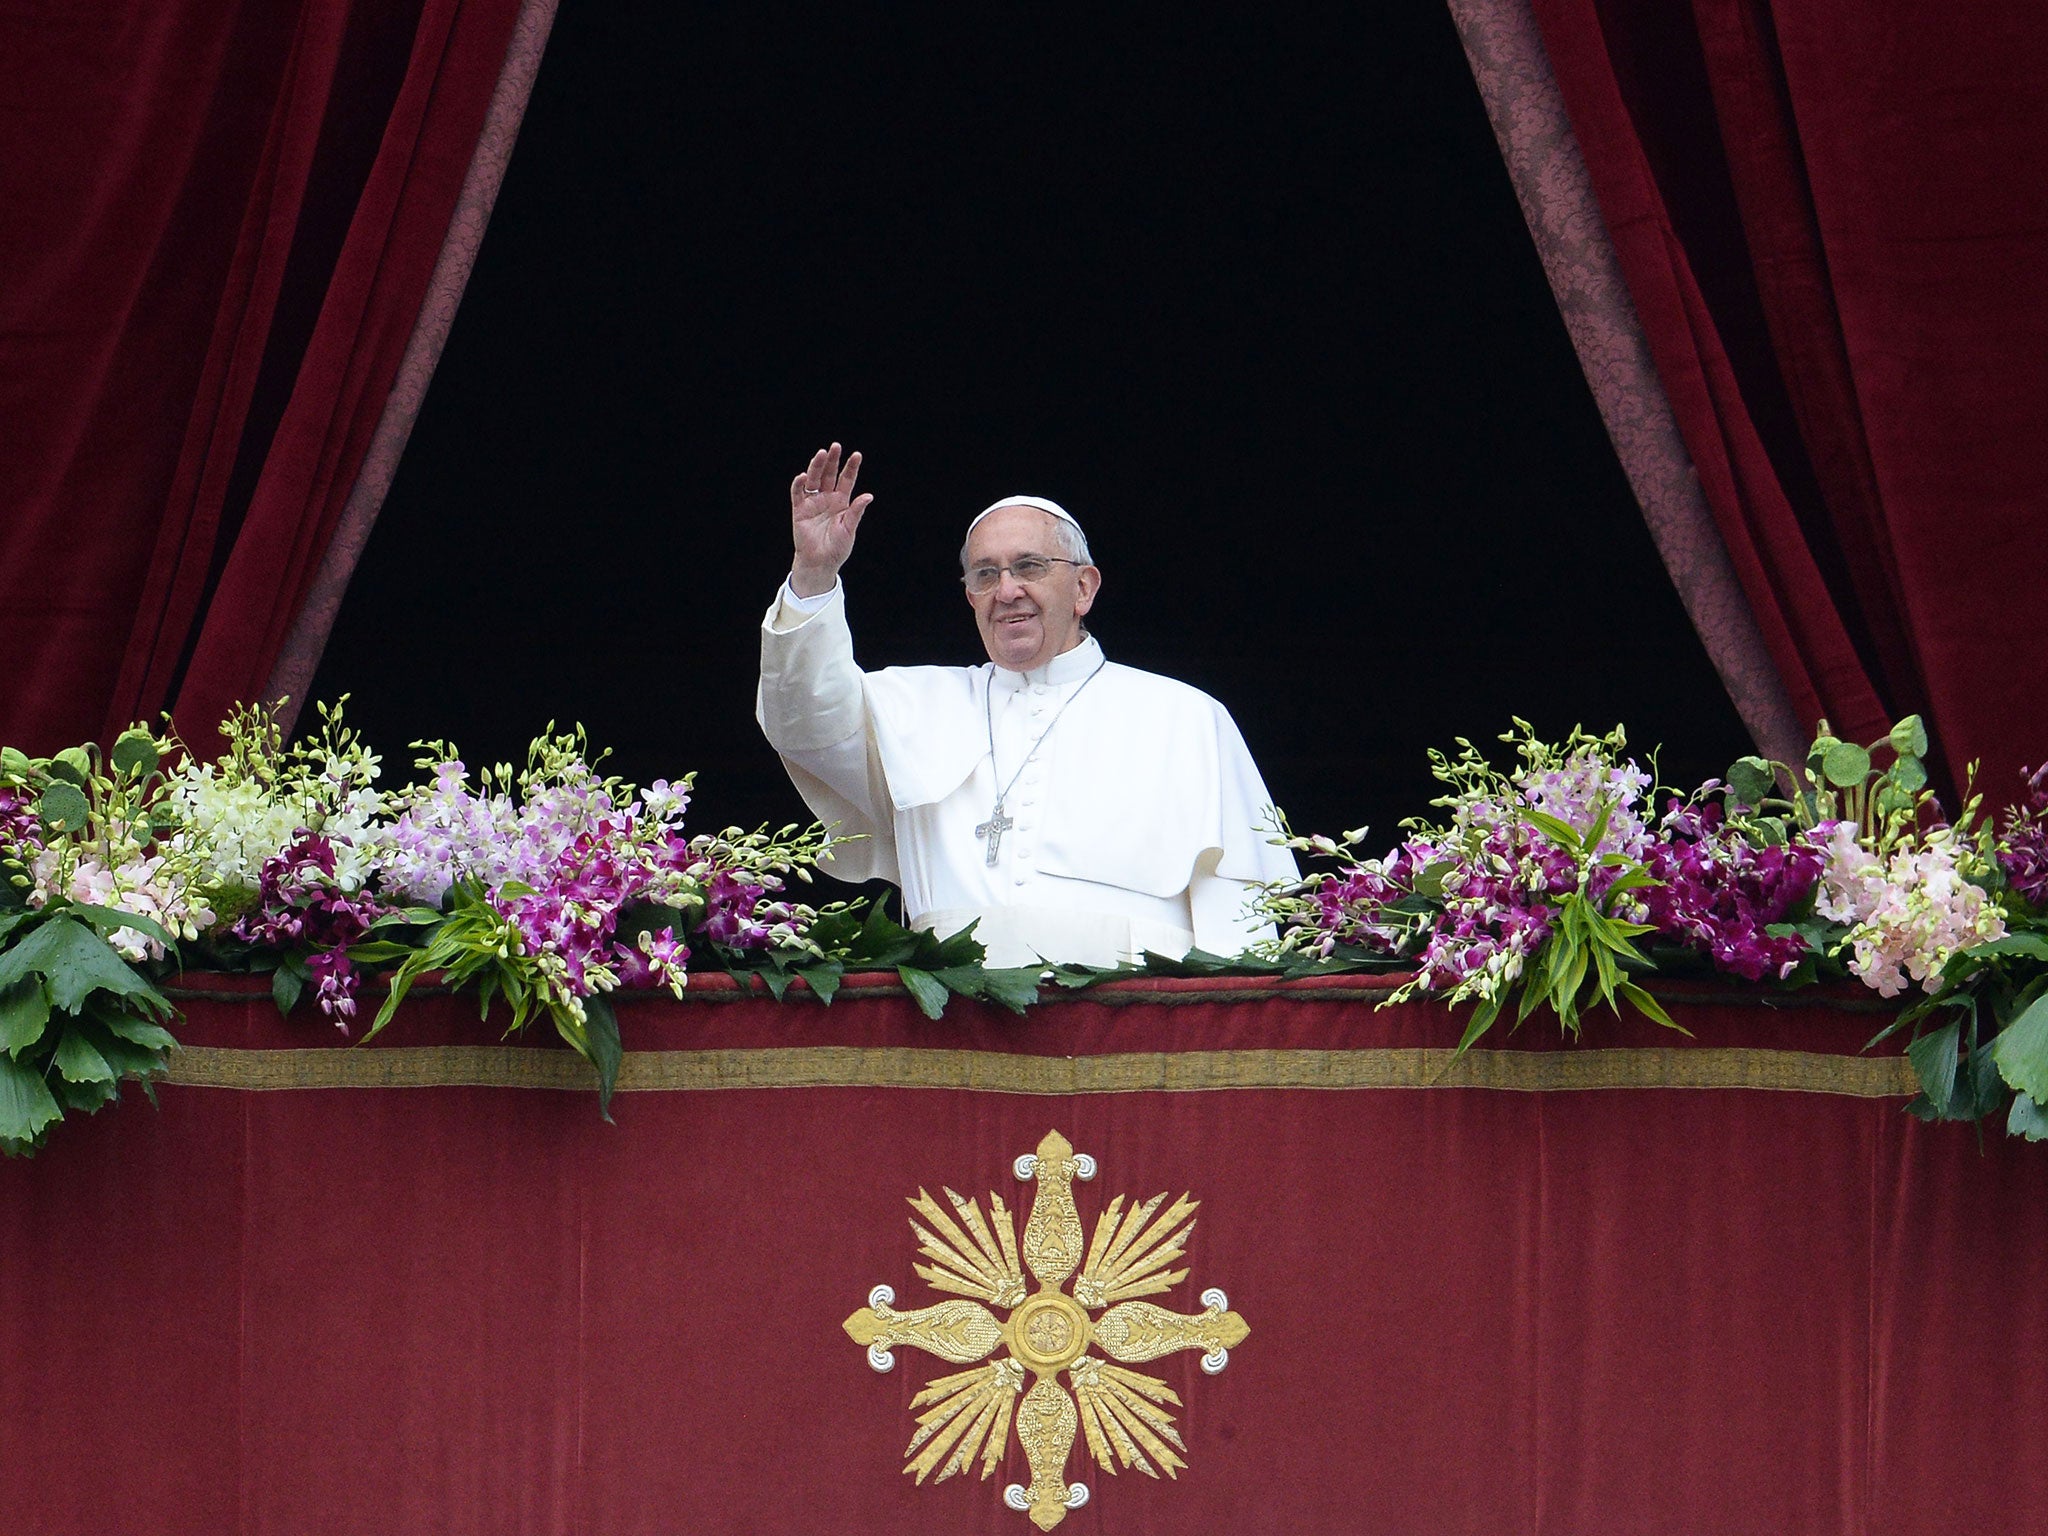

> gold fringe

[{"left": 161, "top": 1043, "right": 1917, "bottom": 1098}]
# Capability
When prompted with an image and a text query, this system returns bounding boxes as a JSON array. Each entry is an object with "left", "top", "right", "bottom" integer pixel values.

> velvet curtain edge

[
  {"left": 263, "top": 0, "right": 562, "bottom": 734},
  {"left": 1444, "top": 0, "right": 1805, "bottom": 766}
]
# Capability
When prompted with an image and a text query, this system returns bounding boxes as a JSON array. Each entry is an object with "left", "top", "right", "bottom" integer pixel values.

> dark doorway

[{"left": 311, "top": 4, "right": 1749, "bottom": 859}]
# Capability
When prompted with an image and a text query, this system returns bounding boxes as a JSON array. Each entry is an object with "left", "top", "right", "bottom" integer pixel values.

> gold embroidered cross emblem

[{"left": 843, "top": 1129, "right": 1250, "bottom": 1529}]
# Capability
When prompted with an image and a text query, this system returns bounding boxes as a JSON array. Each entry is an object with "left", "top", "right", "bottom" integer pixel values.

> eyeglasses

[{"left": 962, "top": 556, "right": 1083, "bottom": 594}]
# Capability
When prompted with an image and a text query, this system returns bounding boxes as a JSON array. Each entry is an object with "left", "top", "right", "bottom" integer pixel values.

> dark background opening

[{"left": 310, "top": 3, "right": 1749, "bottom": 865}]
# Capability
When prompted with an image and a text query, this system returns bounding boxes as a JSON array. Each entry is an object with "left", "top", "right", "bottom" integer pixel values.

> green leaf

[
  {"left": 581, "top": 995, "right": 622, "bottom": 1121},
  {"left": 80, "top": 1019, "right": 167, "bottom": 1080},
  {"left": 53, "top": 1073, "right": 119, "bottom": 1113},
  {"left": 52, "top": 1026, "right": 114, "bottom": 1083},
  {"left": 2009, "top": 1092, "right": 2048, "bottom": 1141},
  {"left": 36, "top": 782, "right": 90, "bottom": 834},
  {"left": 1906, "top": 1020, "right": 1962, "bottom": 1118},
  {"left": 46, "top": 749, "right": 91, "bottom": 786},
  {"left": 1587, "top": 941, "right": 1621, "bottom": 1005},
  {"left": 832, "top": 903, "right": 924, "bottom": 968},
  {"left": 974, "top": 967, "right": 1044, "bottom": 1013},
  {"left": 1600, "top": 868, "right": 1660, "bottom": 901},
  {"left": 1452, "top": 993, "right": 1504, "bottom": 1055},
  {"left": 1955, "top": 932, "right": 2048, "bottom": 966},
  {"left": 1991, "top": 992, "right": 2048, "bottom": 1102},
  {"left": 0, "top": 1052, "right": 63, "bottom": 1149},
  {"left": 919, "top": 925, "right": 990, "bottom": 971},
  {"left": 1410, "top": 862, "right": 1449, "bottom": 901},
  {"left": 340, "top": 940, "right": 416, "bottom": 964},
  {"left": 897, "top": 966, "right": 950, "bottom": 1020},
  {"left": 0, "top": 915, "right": 165, "bottom": 1013},
  {"left": 1616, "top": 981, "right": 1684, "bottom": 1033},
  {"left": 363, "top": 954, "right": 431, "bottom": 1042},
  {"left": 1554, "top": 942, "right": 1588, "bottom": 1018},
  {"left": 1822, "top": 742, "right": 1872, "bottom": 788},
  {"left": 368, "top": 907, "right": 445, "bottom": 931},
  {"left": 1727, "top": 757, "right": 1776, "bottom": 805},
  {"left": 1962, "top": 1027, "right": 2009, "bottom": 1121},
  {"left": 1581, "top": 797, "right": 1615, "bottom": 855},
  {"left": 1520, "top": 808, "right": 1583, "bottom": 852},
  {"left": 0, "top": 979, "right": 50, "bottom": 1056},
  {"left": 931, "top": 965, "right": 1040, "bottom": 1015},
  {"left": 272, "top": 964, "right": 304, "bottom": 1017},
  {"left": 796, "top": 966, "right": 841, "bottom": 1004},
  {"left": 68, "top": 903, "right": 178, "bottom": 952},
  {"left": 502, "top": 966, "right": 536, "bottom": 1033},
  {"left": 1889, "top": 756, "right": 1928, "bottom": 793},
  {"left": 1889, "top": 715, "right": 1929, "bottom": 759},
  {"left": 109, "top": 730, "right": 159, "bottom": 780},
  {"left": 94, "top": 1010, "right": 177, "bottom": 1052}
]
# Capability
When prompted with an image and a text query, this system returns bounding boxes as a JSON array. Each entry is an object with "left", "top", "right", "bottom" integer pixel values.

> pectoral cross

[{"left": 975, "top": 805, "right": 1014, "bottom": 866}]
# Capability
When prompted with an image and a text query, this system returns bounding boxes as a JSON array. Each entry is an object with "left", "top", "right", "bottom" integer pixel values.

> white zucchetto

[{"left": 967, "top": 496, "right": 1082, "bottom": 539}]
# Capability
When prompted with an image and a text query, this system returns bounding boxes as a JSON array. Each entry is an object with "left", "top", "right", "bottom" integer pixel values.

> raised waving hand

[{"left": 789, "top": 442, "right": 872, "bottom": 597}]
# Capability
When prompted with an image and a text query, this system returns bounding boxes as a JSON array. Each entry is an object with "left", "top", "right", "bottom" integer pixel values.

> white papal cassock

[{"left": 756, "top": 581, "right": 1299, "bottom": 968}]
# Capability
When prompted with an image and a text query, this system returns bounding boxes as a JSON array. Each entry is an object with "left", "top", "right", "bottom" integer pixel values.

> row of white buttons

[{"left": 1006, "top": 681, "right": 1060, "bottom": 883}]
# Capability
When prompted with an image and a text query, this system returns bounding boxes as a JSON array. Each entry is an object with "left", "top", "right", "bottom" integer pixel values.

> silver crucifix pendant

[{"left": 975, "top": 805, "right": 1014, "bottom": 866}]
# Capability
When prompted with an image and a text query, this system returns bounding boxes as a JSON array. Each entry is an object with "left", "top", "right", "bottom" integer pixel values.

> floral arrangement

[
  {"left": 0, "top": 703, "right": 1038, "bottom": 1154},
  {"left": 1259, "top": 717, "right": 2048, "bottom": 1138},
  {"left": 0, "top": 731, "right": 193, "bottom": 1154},
  {"left": 6, "top": 700, "right": 2047, "bottom": 1155}
]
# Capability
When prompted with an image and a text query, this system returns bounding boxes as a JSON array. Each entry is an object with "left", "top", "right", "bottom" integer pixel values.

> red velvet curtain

[
  {"left": 1527, "top": 0, "right": 2048, "bottom": 808},
  {"left": 0, "top": 0, "right": 528, "bottom": 758}
]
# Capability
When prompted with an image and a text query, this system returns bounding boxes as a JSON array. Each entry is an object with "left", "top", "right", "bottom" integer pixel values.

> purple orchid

[
  {"left": 1999, "top": 764, "right": 2048, "bottom": 910},
  {"left": 1640, "top": 800, "right": 1827, "bottom": 981},
  {"left": 233, "top": 832, "right": 392, "bottom": 1031}
]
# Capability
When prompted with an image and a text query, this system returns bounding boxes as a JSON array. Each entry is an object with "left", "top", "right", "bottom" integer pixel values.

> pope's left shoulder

[{"left": 1097, "top": 658, "right": 1244, "bottom": 721}]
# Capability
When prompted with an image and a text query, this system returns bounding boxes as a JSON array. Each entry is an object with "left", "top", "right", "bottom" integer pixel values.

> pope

[{"left": 756, "top": 442, "right": 1298, "bottom": 968}]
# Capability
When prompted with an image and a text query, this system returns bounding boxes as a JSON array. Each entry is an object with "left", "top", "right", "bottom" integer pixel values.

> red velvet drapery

[
  {"left": 6, "top": 976, "right": 2048, "bottom": 1533},
  {"left": 1526, "top": 0, "right": 2048, "bottom": 808},
  {"left": 0, "top": 0, "right": 528, "bottom": 758}
]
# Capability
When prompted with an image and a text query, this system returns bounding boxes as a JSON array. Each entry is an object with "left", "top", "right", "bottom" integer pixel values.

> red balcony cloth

[{"left": 3, "top": 978, "right": 2037, "bottom": 1535}]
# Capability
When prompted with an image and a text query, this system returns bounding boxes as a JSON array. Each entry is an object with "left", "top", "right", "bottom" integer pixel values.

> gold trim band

[{"left": 161, "top": 1044, "right": 1918, "bottom": 1098}]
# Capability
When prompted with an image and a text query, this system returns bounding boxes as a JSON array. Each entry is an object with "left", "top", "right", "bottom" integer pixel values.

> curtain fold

[
  {"left": 0, "top": 0, "right": 532, "bottom": 758},
  {"left": 1523, "top": 0, "right": 2048, "bottom": 808},
  {"left": 1445, "top": 0, "right": 1806, "bottom": 767}
]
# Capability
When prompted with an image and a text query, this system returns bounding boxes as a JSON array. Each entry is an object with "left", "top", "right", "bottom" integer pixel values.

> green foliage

[
  {"left": 1882, "top": 927, "right": 2048, "bottom": 1128},
  {"left": 363, "top": 879, "right": 603, "bottom": 1077},
  {"left": 0, "top": 912, "right": 177, "bottom": 1156},
  {"left": 1724, "top": 714, "right": 1937, "bottom": 858},
  {"left": 37, "top": 782, "right": 90, "bottom": 834},
  {"left": 1448, "top": 821, "right": 1681, "bottom": 1054},
  {"left": 727, "top": 901, "right": 1046, "bottom": 1019},
  {"left": 8, "top": 699, "right": 2048, "bottom": 1153},
  {"left": 1991, "top": 991, "right": 2048, "bottom": 1105},
  {"left": 1043, "top": 944, "right": 1390, "bottom": 991}
]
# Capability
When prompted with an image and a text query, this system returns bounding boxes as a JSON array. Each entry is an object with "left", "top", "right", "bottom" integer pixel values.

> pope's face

[{"left": 964, "top": 505, "right": 1101, "bottom": 672}]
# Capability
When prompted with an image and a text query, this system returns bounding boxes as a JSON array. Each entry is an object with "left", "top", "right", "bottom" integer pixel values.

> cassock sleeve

[
  {"left": 1188, "top": 849, "right": 1274, "bottom": 957},
  {"left": 755, "top": 584, "right": 899, "bottom": 883},
  {"left": 1188, "top": 701, "right": 1297, "bottom": 955}
]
